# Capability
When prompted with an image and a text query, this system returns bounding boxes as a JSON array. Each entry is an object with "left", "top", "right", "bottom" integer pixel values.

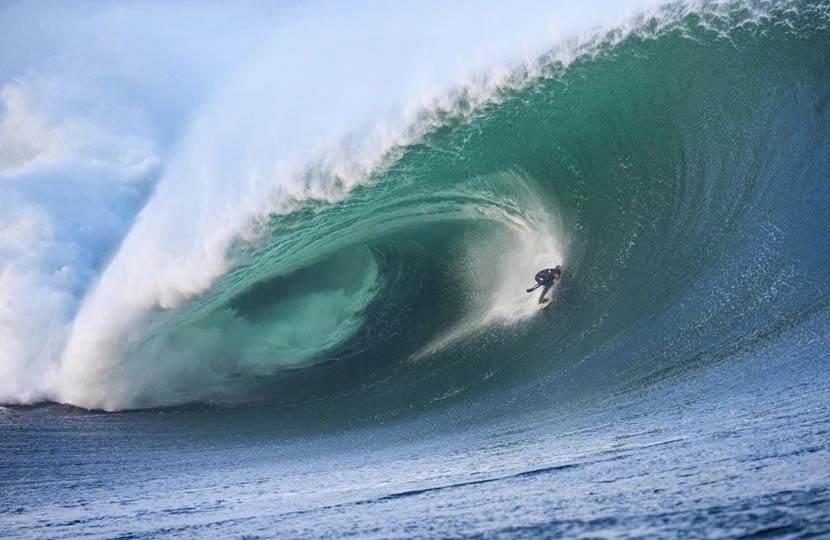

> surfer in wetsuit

[{"left": 526, "top": 266, "right": 561, "bottom": 304}]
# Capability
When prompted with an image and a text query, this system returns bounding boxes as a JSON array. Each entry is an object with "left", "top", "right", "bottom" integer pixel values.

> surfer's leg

[{"left": 538, "top": 285, "right": 551, "bottom": 303}]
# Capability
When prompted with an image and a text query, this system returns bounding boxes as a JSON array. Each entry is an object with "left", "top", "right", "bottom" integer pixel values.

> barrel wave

[
  {"left": 2, "top": 2, "right": 829, "bottom": 414},
  {"left": 3, "top": 2, "right": 830, "bottom": 538}
]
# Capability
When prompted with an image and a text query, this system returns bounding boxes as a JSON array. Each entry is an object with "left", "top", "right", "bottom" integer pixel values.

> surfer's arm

[{"left": 526, "top": 283, "right": 541, "bottom": 292}]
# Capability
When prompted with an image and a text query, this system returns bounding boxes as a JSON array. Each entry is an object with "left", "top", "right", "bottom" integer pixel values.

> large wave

[{"left": 2, "top": 1, "right": 829, "bottom": 413}]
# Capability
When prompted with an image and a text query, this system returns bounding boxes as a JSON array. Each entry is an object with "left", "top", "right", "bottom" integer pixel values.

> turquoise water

[{"left": 89, "top": 1, "right": 830, "bottom": 413}]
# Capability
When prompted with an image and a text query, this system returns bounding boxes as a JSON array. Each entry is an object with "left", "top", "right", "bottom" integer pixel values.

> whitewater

[{"left": 2, "top": 1, "right": 830, "bottom": 539}]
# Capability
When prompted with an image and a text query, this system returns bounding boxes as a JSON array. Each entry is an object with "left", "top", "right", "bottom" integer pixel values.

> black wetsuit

[{"left": 528, "top": 267, "right": 560, "bottom": 303}]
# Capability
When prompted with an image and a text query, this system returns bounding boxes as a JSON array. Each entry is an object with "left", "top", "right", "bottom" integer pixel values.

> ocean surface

[{"left": 2, "top": 1, "right": 830, "bottom": 538}]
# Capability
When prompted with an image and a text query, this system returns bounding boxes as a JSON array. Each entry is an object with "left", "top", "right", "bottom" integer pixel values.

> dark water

[
  {"left": 3, "top": 2, "right": 830, "bottom": 538},
  {"left": 3, "top": 328, "right": 829, "bottom": 539}
]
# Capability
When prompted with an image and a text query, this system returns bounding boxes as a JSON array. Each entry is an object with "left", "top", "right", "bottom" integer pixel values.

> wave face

[{"left": 2, "top": 1, "right": 830, "bottom": 415}]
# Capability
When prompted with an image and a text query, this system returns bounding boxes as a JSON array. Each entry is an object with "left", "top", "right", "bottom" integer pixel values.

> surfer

[{"left": 526, "top": 266, "right": 561, "bottom": 304}]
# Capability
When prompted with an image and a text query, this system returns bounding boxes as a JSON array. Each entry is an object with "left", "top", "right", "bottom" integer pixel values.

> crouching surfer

[{"left": 526, "top": 266, "right": 561, "bottom": 305}]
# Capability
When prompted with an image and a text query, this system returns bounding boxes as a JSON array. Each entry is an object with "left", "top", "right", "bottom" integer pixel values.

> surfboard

[{"left": 538, "top": 299, "right": 551, "bottom": 310}]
